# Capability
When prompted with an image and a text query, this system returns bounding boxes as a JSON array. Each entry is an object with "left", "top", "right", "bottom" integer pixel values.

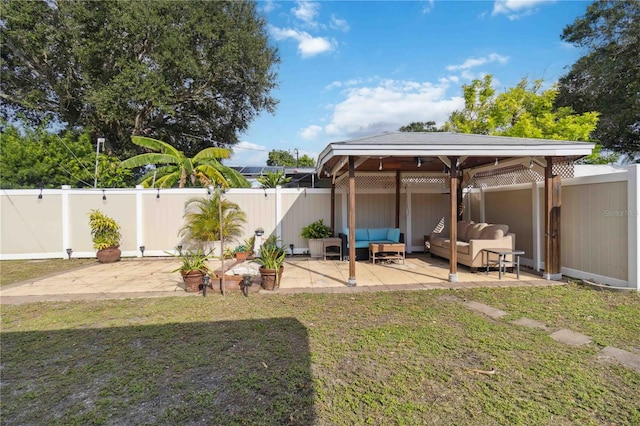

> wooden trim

[
  {"left": 348, "top": 156, "right": 356, "bottom": 284},
  {"left": 449, "top": 156, "right": 458, "bottom": 276},
  {"left": 544, "top": 156, "right": 561, "bottom": 276},
  {"left": 330, "top": 182, "right": 336, "bottom": 235},
  {"left": 395, "top": 171, "right": 401, "bottom": 228}
]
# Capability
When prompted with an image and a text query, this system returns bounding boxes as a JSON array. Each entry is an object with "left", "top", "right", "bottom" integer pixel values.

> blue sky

[{"left": 228, "top": 0, "right": 591, "bottom": 166}]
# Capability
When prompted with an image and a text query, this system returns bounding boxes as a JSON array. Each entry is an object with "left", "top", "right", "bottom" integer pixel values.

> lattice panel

[
  {"left": 335, "top": 175, "right": 398, "bottom": 190},
  {"left": 402, "top": 175, "right": 449, "bottom": 189}
]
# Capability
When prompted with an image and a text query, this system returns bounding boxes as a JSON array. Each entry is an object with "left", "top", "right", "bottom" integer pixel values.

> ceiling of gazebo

[{"left": 317, "top": 132, "right": 595, "bottom": 179}]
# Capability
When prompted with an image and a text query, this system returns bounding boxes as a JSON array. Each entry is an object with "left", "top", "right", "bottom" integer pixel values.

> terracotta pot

[
  {"left": 235, "top": 251, "right": 249, "bottom": 262},
  {"left": 96, "top": 246, "right": 121, "bottom": 263},
  {"left": 181, "top": 270, "right": 205, "bottom": 292},
  {"left": 259, "top": 266, "right": 284, "bottom": 291}
]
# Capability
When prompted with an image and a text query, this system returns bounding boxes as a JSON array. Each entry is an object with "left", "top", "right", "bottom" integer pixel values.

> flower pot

[
  {"left": 308, "top": 239, "right": 324, "bottom": 258},
  {"left": 235, "top": 251, "right": 249, "bottom": 262},
  {"left": 181, "top": 270, "right": 205, "bottom": 292},
  {"left": 259, "top": 266, "right": 284, "bottom": 291},
  {"left": 96, "top": 246, "right": 121, "bottom": 263}
]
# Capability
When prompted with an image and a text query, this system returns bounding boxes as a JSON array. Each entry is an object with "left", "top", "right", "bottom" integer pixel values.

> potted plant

[
  {"left": 172, "top": 249, "right": 214, "bottom": 292},
  {"left": 234, "top": 244, "right": 250, "bottom": 261},
  {"left": 301, "top": 218, "right": 332, "bottom": 258},
  {"left": 88, "top": 209, "right": 122, "bottom": 263},
  {"left": 253, "top": 241, "right": 286, "bottom": 290}
]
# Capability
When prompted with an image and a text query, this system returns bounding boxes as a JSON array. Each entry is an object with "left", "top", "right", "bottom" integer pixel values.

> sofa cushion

[
  {"left": 355, "top": 228, "right": 369, "bottom": 241},
  {"left": 457, "top": 221, "right": 474, "bottom": 242},
  {"left": 480, "top": 224, "right": 509, "bottom": 240},
  {"left": 354, "top": 240, "right": 371, "bottom": 249},
  {"left": 386, "top": 228, "right": 401, "bottom": 242},
  {"left": 466, "top": 223, "right": 489, "bottom": 240},
  {"left": 456, "top": 241, "right": 470, "bottom": 255},
  {"left": 431, "top": 236, "right": 448, "bottom": 248},
  {"left": 368, "top": 228, "right": 389, "bottom": 241}
]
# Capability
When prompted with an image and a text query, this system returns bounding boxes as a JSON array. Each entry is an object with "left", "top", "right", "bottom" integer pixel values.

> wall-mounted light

[
  {"left": 494, "top": 158, "right": 499, "bottom": 166},
  {"left": 139, "top": 245, "right": 145, "bottom": 257},
  {"left": 207, "top": 185, "right": 213, "bottom": 195},
  {"left": 416, "top": 157, "right": 422, "bottom": 168},
  {"left": 66, "top": 248, "right": 73, "bottom": 260},
  {"left": 529, "top": 158, "right": 534, "bottom": 169},
  {"left": 38, "top": 188, "right": 43, "bottom": 200},
  {"left": 176, "top": 245, "right": 183, "bottom": 255},
  {"left": 102, "top": 189, "right": 107, "bottom": 201},
  {"left": 378, "top": 158, "right": 383, "bottom": 171},
  {"left": 156, "top": 188, "right": 160, "bottom": 199},
  {"left": 264, "top": 188, "right": 267, "bottom": 198}
]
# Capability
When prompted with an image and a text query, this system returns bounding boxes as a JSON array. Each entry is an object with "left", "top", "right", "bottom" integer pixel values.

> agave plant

[
  {"left": 179, "top": 196, "right": 247, "bottom": 246},
  {"left": 121, "top": 136, "right": 249, "bottom": 188}
]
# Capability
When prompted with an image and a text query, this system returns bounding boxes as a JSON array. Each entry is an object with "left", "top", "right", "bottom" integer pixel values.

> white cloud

[
  {"left": 292, "top": 1, "right": 321, "bottom": 29},
  {"left": 421, "top": 0, "right": 435, "bottom": 14},
  {"left": 300, "top": 125, "right": 323, "bottom": 140},
  {"left": 228, "top": 141, "right": 269, "bottom": 166},
  {"left": 446, "top": 53, "right": 509, "bottom": 71},
  {"left": 261, "top": 0, "right": 279, "bottom": 14},
  {"left": 310, "top": 78, "right": 465, "bottom": 139},
  {"left": 492, "top": 0, "right": 553, "bottom": 20},
  {"left": 330, "top": 14, "right": 350, "bottom": 32},
  {"left": 270, "top": 26, "right": 334, "bottom": 57}
]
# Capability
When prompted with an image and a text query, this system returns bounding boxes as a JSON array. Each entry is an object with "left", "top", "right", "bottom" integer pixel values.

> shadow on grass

[{"left": 1, "top": 318, "right": 315, "bottom": 425}]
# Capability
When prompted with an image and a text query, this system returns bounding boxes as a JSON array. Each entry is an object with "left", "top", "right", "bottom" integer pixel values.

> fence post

[
  {"left": 61, "top": 185, "right": 71, "bottom": 259},
  {"left": 628, "top": 165, "right": 639, "bottom": 290},
  {"left": 136, "top": 185, "right": 144, "bottom": 257},
  {"left": 275, "top": 185, "right": 282, "bottom": 244}
]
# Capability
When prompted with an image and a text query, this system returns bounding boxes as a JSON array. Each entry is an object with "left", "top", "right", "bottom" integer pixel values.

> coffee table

[
  {"left": 483, "top": 248, "right": 525, "bottom": 279},
  {"left": 369, "top": 243, "right": 405, "bottom": 264}
]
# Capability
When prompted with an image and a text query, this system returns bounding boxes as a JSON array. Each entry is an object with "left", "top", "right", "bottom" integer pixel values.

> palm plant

[
  {"left": 179, "top": 196, "right": 247, "bottom": 247},
  {"left": 256, "top": 170, "right": 291, "bottom": 188},
  {"left": 121, "top": 136, "right": 249, "bottom": 188}
]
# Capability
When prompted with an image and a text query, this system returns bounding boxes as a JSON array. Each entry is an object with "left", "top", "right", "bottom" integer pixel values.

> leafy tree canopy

[
  {"left": 556, "top": 0, "right": 639, "bottom": 159},
  {"left": 266, "top": 150, "right": 315, "bottom": 167},
  {"left": 444, "top": 75, "right": 600, "bottom": 141},
  {"left": 1, "top": 0, "right": 279, "bottom": 158},
  {"left": 0, "top": 125, "right": 133, "bottom": 188},
  {"left": 256, "top": 170, "right": 291, "bottom": 188},
  {"left": 121, "top": 136, "right": 250, "bottom": 188},
  {"left": 398, "top": 121, "right": 443, "bottom": 132}
]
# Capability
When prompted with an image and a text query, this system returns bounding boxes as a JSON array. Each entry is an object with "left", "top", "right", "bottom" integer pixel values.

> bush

[{"left": 301, "top": 219, "right": 332, "bottom": 240}]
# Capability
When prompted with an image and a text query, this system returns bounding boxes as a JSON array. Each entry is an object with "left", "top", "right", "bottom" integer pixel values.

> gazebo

[{"left": 316, "top": 132, "right": 595, "bottom": 285}]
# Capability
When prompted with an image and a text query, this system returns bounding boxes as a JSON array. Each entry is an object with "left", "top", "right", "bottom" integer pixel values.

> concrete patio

[{"left": 0, "top": 254, "right": 560, "bottom": 304}]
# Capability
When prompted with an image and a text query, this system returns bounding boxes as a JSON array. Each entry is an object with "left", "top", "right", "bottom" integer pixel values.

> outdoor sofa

[
  {"left": 430, "top": 221, "right": 515, "bottom": 270},
  {"left": 339, "top": 227, "right": 404, "bottom": 261}
]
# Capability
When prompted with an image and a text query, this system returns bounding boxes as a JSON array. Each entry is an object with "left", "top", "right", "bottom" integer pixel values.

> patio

[{"left": 0, "top": 255, "right": 556, "bottom": 304}]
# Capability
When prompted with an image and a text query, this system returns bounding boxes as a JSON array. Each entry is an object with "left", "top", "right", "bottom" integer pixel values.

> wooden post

[
  {"left": 347, "top": 156, "right": 357, "bottom": 286},
  {"left": 449, "top": 156, "right": 458, "bottom": 282},
  {"left": 330, "top": 181, "right": 336, "bottom": 236},
  {"left": 544, "top": 156, "right": 562, "bottom": 280},
  {"left": 395, "top": 171, "right": 401, "bottom": 228}
]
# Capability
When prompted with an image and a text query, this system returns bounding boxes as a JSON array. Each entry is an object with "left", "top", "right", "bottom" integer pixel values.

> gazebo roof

[{"left": 317, "top": 132, "right": 595, "bottom": 177}]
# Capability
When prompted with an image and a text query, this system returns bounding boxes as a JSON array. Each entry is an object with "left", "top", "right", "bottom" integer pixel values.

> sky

[{"left": 228, "top": 0, "right": 592, "bottom": 167}]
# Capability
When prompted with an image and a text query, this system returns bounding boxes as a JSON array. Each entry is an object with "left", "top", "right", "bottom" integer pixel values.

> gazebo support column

[
  {"left": 395, "top": 171, "right": 401, "bottom": 228},
  {"left": 330, "top": 181, "right": 336, "bottom": 235},
  {"left": 544, "top": 156, "right": 562, "bottom": 280},
  {"left": 449, "top": 156, "right": 459, "bottom": 282},
  {"left": 347, "top": 156, "right": 357, "bottom": 287}
]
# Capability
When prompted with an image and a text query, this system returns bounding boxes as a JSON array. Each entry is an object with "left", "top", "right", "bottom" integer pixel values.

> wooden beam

[
  {"left": 330, "top": 181, "right": 336, "bottom": 236},
  {"left": 544, "top": 156, "right": 562, "bottom": 280},
  {"left": 395, "top": 171, "right": 401, "bottom": 228},
  {"left": 449, "top": 156, "right": 459, "bottom": 282},
  {"left": 348, "top": 156, "right": 357, "bottom": 286}
]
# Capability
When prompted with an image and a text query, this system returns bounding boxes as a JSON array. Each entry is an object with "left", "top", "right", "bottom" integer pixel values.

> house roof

[{"left": 317, "top": 132, "right": 596, "bottom": 177}]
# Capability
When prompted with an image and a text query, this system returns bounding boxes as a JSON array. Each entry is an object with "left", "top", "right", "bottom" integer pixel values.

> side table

[{"left": 322, "top": 238, "right": 342, "bottom": 261}]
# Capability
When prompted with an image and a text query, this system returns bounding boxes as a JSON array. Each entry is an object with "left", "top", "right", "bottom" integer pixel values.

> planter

[
  {"left": 235, "top": 251, "right": 249, "bottom": 262},
  {"left": 259, "top": 266, "right": 284, "bottom": 291},
  {"left": 181, "top": 270, "right": 205, "bottom": 292},
  {"left": 96, "top": 246, "right": 121, "bottom": 263},
  {"left": 308, "top": 239, "right": 324, "bottom": 258}
]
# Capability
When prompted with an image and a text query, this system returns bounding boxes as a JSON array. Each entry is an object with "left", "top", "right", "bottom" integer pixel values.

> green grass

[
  {"left": 1, "top": 259, "right": 96, "bottom": 286},
  {"left": 1, "top": 284, "right": 639, "bottom": 425}
]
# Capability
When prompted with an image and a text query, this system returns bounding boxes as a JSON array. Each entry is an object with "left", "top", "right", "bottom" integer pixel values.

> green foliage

[
  {"left": 556, "top": 0, "right": 640, "bottom": 158},
  {"left": 121, "top": 136, "right": 249, "bottom": 188},
  {"left": 301, "top": 219, "right": 332, "bottom": 240},
  {"left": 88, "top": 210, "right": 121, "bottom": 250},
  {"left": 398, "top": 121, "right": 442, "bottom": 132},
  {"left": 253, "top": 242, "right": 286, "bottom": 270},
  {"left": 0, "top": 125, "right": 133, "bottom": 188},
  {"left": 445, "top": 75, "right": 604, "bottom": 158},
  {"left": 234, "top": 244, "right": 248, "bottom": 254},
  {"left": 578, "top": 144, "right": 620, "bottom": 165},
  {"left": 1, "top": 0, "right": 279, "bottom": 158},
  {"left": 171, "top": 249, "right": 213, "bottom": 275},
  {"left": 179, "top": 196, "right": 247, "bottom": 246},
  {"left": 256, "top": 170, "right": 291, "bottom": 188},
  {"left": 267, "top": 150, "right": 295, "bottom": 166}
]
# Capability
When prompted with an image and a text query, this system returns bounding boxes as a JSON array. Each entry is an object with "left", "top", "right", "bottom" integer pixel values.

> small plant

[
  {"left": 301, "top": 219, "right": 332, "bottom": 240},
  {"left": 171, "top": 249, "right": 213, "bottom": 275},
  {"left": 88, "top": 209, "right": 121, "bottom": 250},
  {"left": 253, "top": 243, "right": 286, "bottom": 270},
  {"left": 234, "top": 244, "right": 248, "bottom": 254}
]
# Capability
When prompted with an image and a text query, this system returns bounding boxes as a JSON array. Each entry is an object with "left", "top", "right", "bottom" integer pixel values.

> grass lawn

[{"left": 1, "top": 280, "right": 639, "bottom": 424}]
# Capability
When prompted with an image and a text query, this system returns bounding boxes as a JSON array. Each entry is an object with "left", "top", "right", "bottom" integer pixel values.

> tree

[
  {"left": 298, "top": 154, "right": 316, "bottom": 167},
  {"left": 120, "top": 136, "right": 249, "bottom": 188},
  {"left": 398, "top": 121, "right": 442, "bottom": 132},
  {"left": 256, "top": 171, "right": 291, "bottom": 188},
  {"left": 0, "top": 125, "right": 133, "bottom": 188},
  {"left": 179, "top": 196, "right": 247, "bottom": 246},
  {"left": 266, "top": 149, "right": 316, "bottom": 167},
  {"left": 1, "top": 0, "right": 279, "bottom": 158},
  {"left": 445, "top": 76, "right": 600, "bottom": 142},
  {"left": 556, "top": 0, "right": 640, "bottom": 158}
]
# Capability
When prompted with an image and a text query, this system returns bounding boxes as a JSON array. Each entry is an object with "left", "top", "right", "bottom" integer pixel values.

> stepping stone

[
  {"left": 598, "top": 346, "right": 640, "bottom": 373},
  {"left": 549, "top": 329, "right": 592, "bottom": 346},
  {"left": 511, "top": 317, "right": 548, "bottom": 330},
  {"left": 462, "top": 300, "right": 508, "bottom": 319}
]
